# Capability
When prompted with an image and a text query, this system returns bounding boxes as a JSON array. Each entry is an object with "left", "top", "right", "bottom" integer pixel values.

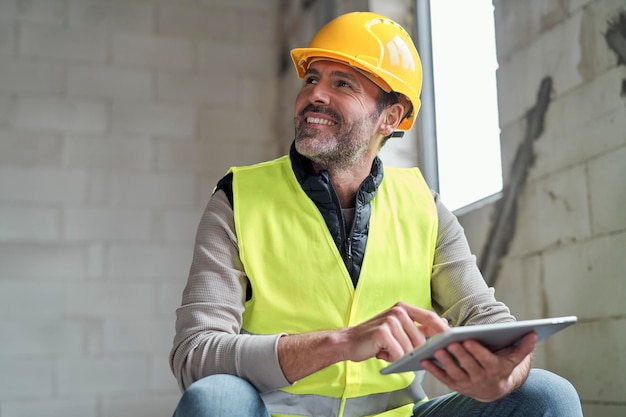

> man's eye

[
  {"left": 337, "top": 81, "right": 352, "bottom": 88},
  {"left": 304, "top": 77, "right": 318, "bottom": 85}
]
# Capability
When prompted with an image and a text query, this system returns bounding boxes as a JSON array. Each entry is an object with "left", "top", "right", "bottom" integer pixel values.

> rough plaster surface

[
  {"left": 463, "top": 1, "right": 626, "bottom": 414},
  {"left": 479, "top": 77, "right": 552, "bottom": 286}
]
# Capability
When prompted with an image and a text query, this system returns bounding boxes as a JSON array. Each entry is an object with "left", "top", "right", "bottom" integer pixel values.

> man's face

[{"left": 294, "top": 60, "right": 384, "bottom": 170}]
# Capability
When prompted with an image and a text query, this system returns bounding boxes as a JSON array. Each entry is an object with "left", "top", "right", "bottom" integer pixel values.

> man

[{"left": 170, "top": 12, "right": 582, "bottom": 417}]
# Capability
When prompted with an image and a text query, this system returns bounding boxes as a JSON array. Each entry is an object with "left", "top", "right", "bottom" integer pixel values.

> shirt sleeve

[
  {"left": 430, "top": 191, "right": 516, "bottom": 327},
  {"left": 169, "top": 190, "right": 290, "bottom": 393}
]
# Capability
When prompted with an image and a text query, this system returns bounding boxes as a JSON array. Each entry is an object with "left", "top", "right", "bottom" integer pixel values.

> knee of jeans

[
  {"left": 175, "top": 374, "right": 268, "bottom": 417},
  {"left": 184, "top": 374, "right": 248, "bottom": 398},
  {"left": 519, "top": 369, "right": 581, "bottom": 405}
]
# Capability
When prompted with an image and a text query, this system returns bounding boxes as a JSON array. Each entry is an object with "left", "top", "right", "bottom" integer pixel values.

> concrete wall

[
  {"left": 458, "top": 1, "right": 626, "bottom": 415},
  {"left": 0, "top": 1, "right": 279, "bottom": 416}
]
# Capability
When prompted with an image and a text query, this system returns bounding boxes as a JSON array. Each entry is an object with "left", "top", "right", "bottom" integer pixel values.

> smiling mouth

[{"left": 306, "top": 117, "right": 336, "bottom": 126}]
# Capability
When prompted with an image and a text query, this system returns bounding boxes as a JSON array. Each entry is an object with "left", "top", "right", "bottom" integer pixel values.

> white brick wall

[
  {"left": 58, "top": 356, "right": 152, "bottom": 394},
  {"left": 458, "top": 0, "right": 626, "bottom": 414},
  {"left": 111, "top": 102, "right": 196, "bottom": 137},
  {"left": 0, "top": 60, "right": 64, "bottom": 94},
  {"left": 0, "top": 358, "right": 56, "bottom": 397},
  {"left": 0, "top": 168, "right": 88, "bottom": 203},
  {"left": 67, "top": 65, "right": 153, "bottom": 100},
  {"left": 510, "top": 165, "right": 591, "bottom": 256},
  {"left": 0, "top": 95, "right": 14, "bottom": 126},
  {"left": 68, "top": 0, "right": 155, "bottom": 34},
  {"left": 107, "top": 244, "right": 192, "bottom": 281},
  {"left": 157, "top": 4, "right": 240, "bottom": 40},
  {"left": 497, "top": 1, "right": 625, "bottom": 128},
  {"left": 0, "top": 243, "right": 86, "bottom": 280},
  {"left": 530, "top": 67, "right": 626, "bottom": 181},
  {"left": 63, "top": 208, "right": 152, "bottom": 240},
  {"left": 2, "top": 398, "right": 98, "bottom": 417},
  {"left": 156, "top": 72, "right": 239, "bottom": 105},
  {"left": 15, "top": 97, "right": 108, "bottom": 133},
  {"left": 544, "top": 232, "right": 626, "bottom": 319},
  {"left": 20, "top": 25, "right": 109, "bottom": 63},
  {"left": 587, "top": 145, "right": 626, "bottom": 234},
  {"left": 64, "top": 135, "right": 153, "bottom": 171},
  {"left": 108, "top": 173, "right": 196, "bottom": 207},
  {"left": 0, "top": 23, "right": 15, "bottom": 56},
  {"left": 11, "top": 0, "right": 65, "bottom": 25},
  {"left": 0, "top": 282, "right": 65, "bottom": 315},
  {"left": 0, "top": 206, "right": 60, "bottom": 240},
  {"left": 111, "top": 34, "right": 194, "bottom": 70},
  {"left": 0, "top": 0, "right": 280, "bottom": 415},
  {"left": 196, "top": 42, "right": 276, "bottom": 75},
  {"left": 101, "top": 394, "right": 181, "bottom": 417}
]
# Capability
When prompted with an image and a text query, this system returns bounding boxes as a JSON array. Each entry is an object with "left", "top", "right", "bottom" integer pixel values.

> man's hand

[
  {"left": 421, "top": 331, "right": 536, "bottom": 402},
  {"left": 340, "top": 302, "right": 449, "bottom": 363},
  {"left": 277, "top": 302, "right": 449, "bottom": 383}
]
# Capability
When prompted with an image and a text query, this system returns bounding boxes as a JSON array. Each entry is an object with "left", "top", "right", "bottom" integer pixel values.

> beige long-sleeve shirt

[{"left": 169, "top": 189, "right": 514, "bottom": 393}]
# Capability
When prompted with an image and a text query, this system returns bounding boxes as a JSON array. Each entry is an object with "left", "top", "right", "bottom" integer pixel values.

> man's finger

[{"left": 397, "top": 302, "right": 449, "bottom": 333}]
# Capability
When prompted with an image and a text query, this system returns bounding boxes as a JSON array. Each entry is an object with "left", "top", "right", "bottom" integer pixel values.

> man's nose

[{"left": 308, "top": 81, "right": 331, "bottom": 104}]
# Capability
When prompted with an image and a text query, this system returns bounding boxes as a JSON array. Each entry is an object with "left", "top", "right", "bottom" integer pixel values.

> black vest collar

[
  {"left": 288, "top": 142, "right": 383, "bottom": 286},
  {"left": 288, "top": 142, "right": 384, "bottom": 207}
]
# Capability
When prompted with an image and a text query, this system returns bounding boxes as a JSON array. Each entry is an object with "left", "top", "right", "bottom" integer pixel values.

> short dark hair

[{"left": 376, "top": 90, "right": 400, "bottom": 115}]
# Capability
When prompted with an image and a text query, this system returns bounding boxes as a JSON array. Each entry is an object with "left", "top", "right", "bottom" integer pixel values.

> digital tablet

[{"left": 380, "top": 316, "right": 577, "bottom": 374}]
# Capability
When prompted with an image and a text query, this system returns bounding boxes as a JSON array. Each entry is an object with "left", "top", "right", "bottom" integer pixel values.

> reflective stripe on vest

[
  {"left": 231, "top": 155, "right": 438, "bottom": 417},
  {"left": 262, "top": 374, "right": 426, "bottom": 417}
]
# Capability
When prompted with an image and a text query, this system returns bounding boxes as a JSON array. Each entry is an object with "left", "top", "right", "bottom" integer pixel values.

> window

[{"left": 430, "top": 0, "right": 502, "bottom": 211}]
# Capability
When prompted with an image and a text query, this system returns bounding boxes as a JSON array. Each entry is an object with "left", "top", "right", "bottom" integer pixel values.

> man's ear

[{"left": 378, "top": 103, "right": 405, "bottom": 136}]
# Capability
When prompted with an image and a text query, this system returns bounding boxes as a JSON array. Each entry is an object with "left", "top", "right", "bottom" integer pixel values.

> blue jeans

[{"left": 172, "top": 369, "right": 582, "bottom": 416}]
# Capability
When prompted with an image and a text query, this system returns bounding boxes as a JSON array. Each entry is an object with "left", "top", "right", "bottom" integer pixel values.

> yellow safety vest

[{"left": 230, "top": 155, "right": 438, "bottom": 417}]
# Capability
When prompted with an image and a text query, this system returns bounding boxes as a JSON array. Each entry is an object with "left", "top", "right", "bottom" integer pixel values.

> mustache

[{"left": 298, "top": 105, "right": 341, "bottom": 122}]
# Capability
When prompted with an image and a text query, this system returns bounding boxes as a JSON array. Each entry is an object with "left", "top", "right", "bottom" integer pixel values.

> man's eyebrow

[
  {"left": 304, "top": 67, "right": 360, "bottom": 83},
  {"left": 304, "top": 67, "right": 320, "bottom": 77},
  {"left": 330, "top": 70, "right": 359, "bottom": 83}
]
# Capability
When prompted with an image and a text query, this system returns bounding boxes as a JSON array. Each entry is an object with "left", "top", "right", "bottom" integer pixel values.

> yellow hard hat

[{"left": 290, "top": 12, "right": 422, "bottom": 131}]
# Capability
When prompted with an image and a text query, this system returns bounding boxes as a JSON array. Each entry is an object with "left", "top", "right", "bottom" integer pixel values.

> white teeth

[{"left": 306, "top": 117, "right": 335, "bottom": 125}]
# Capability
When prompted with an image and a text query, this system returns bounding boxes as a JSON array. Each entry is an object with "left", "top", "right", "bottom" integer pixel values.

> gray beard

[
  {"left": 294, "top": 131, "right": 367, "bottom": 171},
  {"left": 294, "top": 111, "right": 378, "bottom": 170}
]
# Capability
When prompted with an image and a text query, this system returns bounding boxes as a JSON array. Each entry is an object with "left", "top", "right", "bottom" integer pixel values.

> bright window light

[{"left": 430, "top": 0, "right": 503, "bottom": 212}]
